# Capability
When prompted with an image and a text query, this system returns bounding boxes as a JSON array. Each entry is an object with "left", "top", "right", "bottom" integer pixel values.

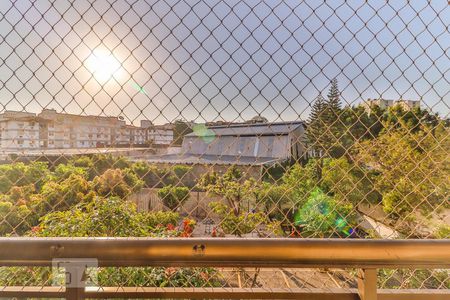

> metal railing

[{"left": 0, "top": 238, "right": 448, "bottom": 299}]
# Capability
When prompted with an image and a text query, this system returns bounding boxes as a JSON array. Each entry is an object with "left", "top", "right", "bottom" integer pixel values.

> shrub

[
  {"left": 209, "top": 202, "right": 265, "bottom": 237},
  {"left": 434, "top": 224, "right": 450, "bottom": 239},
  {"left": 172, "top": 165, "right": 192, "bottom": 182},
  {"left": 131, "top": 162, "right": 174, "bottom": 188},
  {"left": 93, "top": 169, "right": 143, "bottom": 198},
  {"left": 0, "top": 201, "right": 33, "bottom": 235},
  {"left": 53, "top": 163, "right": 88, "bottom": 181},
  {"left": 0, "top": 162, "right": 50, "bottom": 193},
  {"left": 34, "top": 197, "right": 183, "bottom": 237},
  {"left": 157, "top": 185, "right": 190, "bottom": 210},
  {"left": 256, "top": 182, "right": 292, "bottom": 221},
  {"left": 197, "top": 166, "right": 256, "bottom": 216},
  {"left": 293, "top": 188, "right": 355, "bottom": 238},
  {"left": 143, "top": 211, "right": 180, "bottom": 228}
]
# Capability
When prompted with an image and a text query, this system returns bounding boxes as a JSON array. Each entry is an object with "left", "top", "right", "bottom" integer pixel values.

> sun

[{"left": 85, "top": 48, "right": 121, "bottom": 83}]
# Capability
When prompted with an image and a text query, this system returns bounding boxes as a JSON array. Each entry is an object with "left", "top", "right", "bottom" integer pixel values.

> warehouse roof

[
  {"left": 139, "top": 153, "right": 283, "bottom": 166},
  {"left": 184, "top": 121, "right": 304, "bottom": 137}
]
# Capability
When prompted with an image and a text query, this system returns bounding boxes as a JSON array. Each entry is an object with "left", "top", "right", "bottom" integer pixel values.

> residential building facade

[
  {"left": 0, "top": 111, "right": 40, "bottom": 149},
  {"left": 0, "top": 109, "right": 173, "bottom": 150},
  {"left": 148, "top": 125, "right": 174, "bottom": 146},
  {"left": 362, "top": 98, "right": 420, "bottom": 112}
]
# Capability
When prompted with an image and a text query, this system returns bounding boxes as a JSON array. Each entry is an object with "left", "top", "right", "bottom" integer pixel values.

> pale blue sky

[{"left": 0, "top": 0, "right": 448, "bottom": 125}]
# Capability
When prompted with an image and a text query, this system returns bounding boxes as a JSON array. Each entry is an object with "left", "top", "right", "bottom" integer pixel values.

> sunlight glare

[{"left": 86, "top": 49, "right": 121, "bottom": 83}]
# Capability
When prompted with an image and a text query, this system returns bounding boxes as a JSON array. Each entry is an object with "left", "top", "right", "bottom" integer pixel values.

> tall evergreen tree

[
  {"left": 324, "top": 78, "right": 345, "bottom": 157},
  {"left": 306, "top": 79, "right": 345, "bottom": 158},
  {"left": 327, "top": 78, "right": 342, "bottom": 111},
  {"left": 306, "top": 94, "right": 327, "bottom": 157}
]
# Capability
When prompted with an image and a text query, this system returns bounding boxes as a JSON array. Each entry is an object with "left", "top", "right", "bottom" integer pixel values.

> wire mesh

[{"left": 0, "top": 0, "right": 448, "bottom": 293}]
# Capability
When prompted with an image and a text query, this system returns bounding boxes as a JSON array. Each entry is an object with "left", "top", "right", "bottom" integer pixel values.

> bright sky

[{"left": 0, "top": 0, "right": 448, "bottom": 125}]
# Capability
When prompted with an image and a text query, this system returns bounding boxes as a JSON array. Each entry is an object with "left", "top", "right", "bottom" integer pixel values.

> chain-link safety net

[{"left": 0, "top": 0, "right": 448, "bottom": 295}]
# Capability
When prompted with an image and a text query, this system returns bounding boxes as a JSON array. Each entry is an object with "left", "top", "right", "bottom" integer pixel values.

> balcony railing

[{"left": 0, "top": 238, "right": 448, "bottom": 299}]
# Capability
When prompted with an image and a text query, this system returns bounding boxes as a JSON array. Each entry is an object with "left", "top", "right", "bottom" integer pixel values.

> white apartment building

[
  {"left": 0, "top": 111, "right": 40, "bottom": 149},
  {"left": 148, "top": 125, "right": 174, "bottom": 146},
  {"left": 396, "top": 99, "right": 420, "bottom": 110},
  {"left": 39, "top": 109, "right": 123, "bottom": 148},
  {"left": 363, "top": 98, "right": 420, "bottom": 112},
  {"left": 0, "top": 109, "right": 174, "bottom": 150},
  {"left": 140, "top": 120, "right": 174, "bottom": 146},
  {"left": 115, "top": 125, "right": 148, "bottom": 146}
]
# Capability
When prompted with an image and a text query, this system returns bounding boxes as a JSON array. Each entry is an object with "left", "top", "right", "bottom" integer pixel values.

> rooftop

[
  {"left": 137, "top": 153, "right": 282, "bottom": 166},
  {"left": 185, "top": 121, "right": 304, "bottom": 138}
]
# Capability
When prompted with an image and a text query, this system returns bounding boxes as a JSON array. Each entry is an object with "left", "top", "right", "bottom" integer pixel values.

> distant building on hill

[{"left": 362, "top": 98, "right": 420, "bottom": 112}]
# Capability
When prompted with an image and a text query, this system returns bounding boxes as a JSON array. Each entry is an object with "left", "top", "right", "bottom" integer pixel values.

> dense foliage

[
  {"left": 0, "top": 196, "right": 219, "bottom": 288},
  {"left": 0, "top": 155, "right": 197, "bottom": 236},
  {"left": 157, "top": 185, "right": 190, "bottom": 210}
]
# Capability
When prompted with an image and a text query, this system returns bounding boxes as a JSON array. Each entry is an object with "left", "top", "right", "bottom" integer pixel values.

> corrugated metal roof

[
  {"left": 185, "top": 121, "right": 304, "bottom": 137},
  {"left": 136, "top": 153, "right": 283, "bottom": 166}
]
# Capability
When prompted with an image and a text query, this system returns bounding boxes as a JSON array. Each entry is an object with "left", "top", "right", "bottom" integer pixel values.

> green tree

[
  {"left": 0, "top": 162, "right": 50, "bottom": 193},
  {"left": 209, "top": 202, "right": 265, "bottom": 237},
  {"left": 383, "top": 105, "right": 440, "bottom": 133},
  {"left": 197, "top": 166, "right": 256, "bottom": 216},
  {"left": 171, "top": 165, "right": 193, "bottom": 185},
  {"left": 53, "top": 163, "right": 88, "bottom": 181},
  {"left": 340, "top": 105, "right": 384, "bottom": 151},
  {"left": 306, "top": 94, "right": 327, "bottom": 157},
  {"left": 321, "top": 157, "right": 379, "bottom": 206},
  {"left": 93, "top": 168, "right": 143, "bottom": 198},
  {"left": 281, "top": 160, "right": 321, "bottom": 205},
  {"left": 0, "top": 201, "right": 32, "bottom": 235},
  {"left": 38, "top": 174, "right": 93, "bottom": 212},
  {"left": 293, "top": 188, "right": 354, "bottom": 238},
  {"left": 157, "top": 185, "right": 190, "bottom": 210},
  {"left": 173, "top": 120, "right": 193, "bottom": 146},
  {"left": 357, "top": 125, "right": 449, "bottom": 218},
  {"left": 88, "top": 154, "right": 131, "bottom": 179},
  {"left": 256, "top": 182, "right": 291, "bottom": 221},
  {"left": 131, "top": 161, "right": 173, "bottom": 188},
  {"left": 35, "top": 197, "right": 168, "bottom": 237},
  {"left": 306, "top": 79, "right": 345, "bottom": 158}
]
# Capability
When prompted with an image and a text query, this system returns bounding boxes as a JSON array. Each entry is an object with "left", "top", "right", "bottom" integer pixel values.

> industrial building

[{"left": 145, "top": 121, "right": 305, "bottom": 166}]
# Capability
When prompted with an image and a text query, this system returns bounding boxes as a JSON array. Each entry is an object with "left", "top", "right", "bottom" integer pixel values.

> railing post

[
  {"left": 55, "top": 258, "right": 97, "bottom": 300},
  {"left": 358, "top": 268, "right": 377, "bottom": 300},
  {"left": 64, "top": 264, "right": 85, "bottom": 300}
]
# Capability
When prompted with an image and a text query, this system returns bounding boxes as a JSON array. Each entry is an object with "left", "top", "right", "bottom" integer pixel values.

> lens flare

[
  {"left": 192, "top": 124, "right": 216, "bottom": 143},
  {"left": 131, "top": 81, "right": 148, "bottom": 95}
]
